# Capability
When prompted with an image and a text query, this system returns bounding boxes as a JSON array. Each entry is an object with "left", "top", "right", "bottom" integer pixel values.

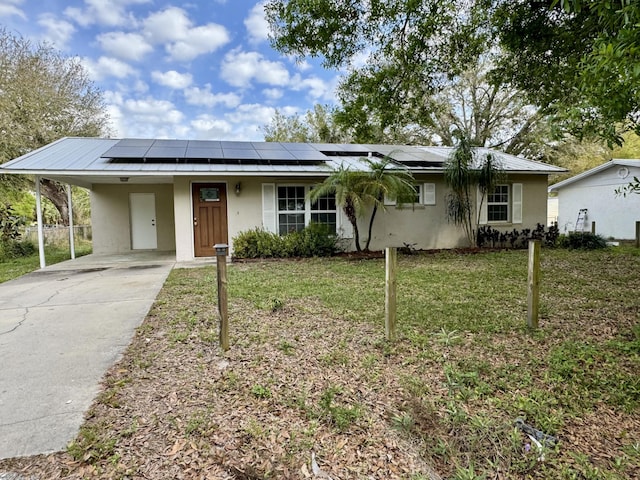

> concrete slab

[{"left": 0, "top": 253, "right": 175, "bottom": 459}]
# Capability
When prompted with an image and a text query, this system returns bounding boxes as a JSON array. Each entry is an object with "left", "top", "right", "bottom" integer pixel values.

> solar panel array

[
  {"left": 101, "top": 139, "right": 328, "bottom": 164},
  {"left": 99, "top": 138, "right": 447, "bottom": 168}
]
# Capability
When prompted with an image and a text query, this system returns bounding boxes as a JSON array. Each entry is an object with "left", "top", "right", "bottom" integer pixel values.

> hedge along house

[{"left": 0, "top": 137, "right": 565, "bottom": 265}]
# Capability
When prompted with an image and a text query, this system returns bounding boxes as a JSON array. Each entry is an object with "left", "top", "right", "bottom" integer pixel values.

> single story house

[
  {"left": 548, "top": 159, "right": 640, "bottom": 239},
  {"left": 0, "top": 138, "right": 565, "bottom": 263}
]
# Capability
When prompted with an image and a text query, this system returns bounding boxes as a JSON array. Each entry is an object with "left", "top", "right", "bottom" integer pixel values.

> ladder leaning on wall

[{"left": 574, "top": 208, "right": 588, "bottom": 233}]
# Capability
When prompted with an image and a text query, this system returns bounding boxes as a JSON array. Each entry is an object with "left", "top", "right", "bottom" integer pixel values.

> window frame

[
  {"left": 276, "top": 184, "right": 337, "bottom": 234},
  {"left": 486, "top": 184, "right": 510, "bottom": 223}
]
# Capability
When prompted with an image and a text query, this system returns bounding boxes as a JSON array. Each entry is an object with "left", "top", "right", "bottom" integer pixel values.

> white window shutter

[
  {"left": 262, "top": 183, "right": 277, "bottom": 233},
  {"left": 383, "top": 194, "right": 396, "bottom": 206},
  {"left": 423, "top": 183, "right": 436, "bottom": 205},
  {"left": 338, "top": 208, "right": 354, "bottom": 238},
  {"left": 512, "top": 183, "right": 523, "bottom": 224},
  {"left": 478, "top": 188, "right": 488, "bottom": 224}
]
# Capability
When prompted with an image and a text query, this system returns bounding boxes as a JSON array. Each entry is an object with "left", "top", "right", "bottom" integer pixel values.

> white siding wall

[
  {"left": 91, "top": 183, "right": 175, "bottom": 254},
  {"left": 556, "top": 165, "right": 640, "bottom": 239}
]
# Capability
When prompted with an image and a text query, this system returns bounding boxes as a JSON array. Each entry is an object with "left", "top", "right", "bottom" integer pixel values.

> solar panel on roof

[
  {"left": 185, "top": 147, "right": 223, "bottom": 159},
  {"left": 103, "top": 145, "right": 150, "bottom": 158},
  {"left": 146, "top": 146, "right": 187, "bottom": 158},
  {"left": 219, "top": 141, "right": 255, "bottom": 150},
  {"left": 188, "top": 140, "right": 221, "bottom": 148},
  {"left": 222, "top": 148, "right": 262, "bottom": 160},
  {"left": 256, "top": 149, "right": 296, "bottom": 160},
  {"left": 115, "top": 138, "right": 154, "bottom": 147},
  {"left": 154, "top": 139, "right": 188, "bottom": 147}
]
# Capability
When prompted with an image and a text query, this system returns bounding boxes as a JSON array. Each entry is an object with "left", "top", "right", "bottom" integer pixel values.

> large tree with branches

[{"left": 0, "top": 28, "right": 110, "bottom": 224}]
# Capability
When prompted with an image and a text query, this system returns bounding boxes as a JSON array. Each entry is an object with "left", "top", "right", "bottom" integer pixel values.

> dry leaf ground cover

[{"left": 1, "top": 248, "right": 639, "bottom": 479}]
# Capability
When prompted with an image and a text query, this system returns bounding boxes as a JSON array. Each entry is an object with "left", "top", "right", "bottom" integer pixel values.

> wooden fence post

[
  {"left": 215, "top": 244, "right": 229, "bottom": 351},
  {"left": 385, "top": 247, "right": 397, "bottom": 341},
  {"left": 591, "top": 221, "right": 596, "bottom": 235},
  {"left": 636, "top": 221, "right": 640, "bottom": 248},
  {"left": 527, "top": 240, "right": 541, "bottom": 329}
]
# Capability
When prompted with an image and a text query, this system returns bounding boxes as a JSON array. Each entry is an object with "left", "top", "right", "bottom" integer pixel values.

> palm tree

[
  {"left": 444, "top": 133, "right": 504, "bottom": 247},
  {"left": 308, "top": 163, "right": 368, "bottom": 251},
  {"left": 360, "top": 157, "right": 416, "bottom": 251}
]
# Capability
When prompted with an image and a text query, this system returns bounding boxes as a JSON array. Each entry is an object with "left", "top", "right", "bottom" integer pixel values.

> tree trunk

[
  {"left": 364, "top": 202, "right": 379, "bottom": 252},
  {"left": 40, "top": 178, "right": 69, "bottom": 225},
  {"left": 344, "top": 198, "right": 361, "bottom": 251}
]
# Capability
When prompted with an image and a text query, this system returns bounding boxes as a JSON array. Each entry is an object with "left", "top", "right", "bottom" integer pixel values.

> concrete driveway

[{"left": 0, "top": 253, "right": 175, "bottom": 460}]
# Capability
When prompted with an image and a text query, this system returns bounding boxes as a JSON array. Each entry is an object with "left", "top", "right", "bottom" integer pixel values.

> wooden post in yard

[
  {"left": 636, "top": 221, "right": 640, "bottom": 248},
  {"left": 215, "top": 244, "right": 229, "bottom": 351},
  {"left": 591, "top": 221, "right": 596, "bottom": 235},
  {"left": 385, "top": 247, "right": 397, "bottom": 341},
  {"left": 527, "top": 240, "right": 541, "bottom": 329}
]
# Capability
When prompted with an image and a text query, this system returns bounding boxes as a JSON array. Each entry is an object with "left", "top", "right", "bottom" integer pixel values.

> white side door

[{"left": 130, "top": 193, "right": 157, "bottom": 250}]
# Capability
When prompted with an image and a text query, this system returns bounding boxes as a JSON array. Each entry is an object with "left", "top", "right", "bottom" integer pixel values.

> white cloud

[
  {"left": 262, "top": 88, "right": 283, "bottom": 100},
  {"left": 225, "top": 103, "right": 278, "bottom": 126},
  {"left": 65, "top": 0, "right": 149, "bottom": 28},
  {"left": 142, "top": 7, "right": 191, "bottom": 44},
  {"left": 143, "top": 7, "right": 230, "bottom": 61},
  {"left": 106, "top": 95, "right": 186, "bottom": 138},
  {"left": 0, "top": 0, "right": 26, "bottom": 20},
  {"left": 97, "top": 32, "right": 153, "bottom": 61},
  {"left": 81, "top": 56, "right": 136, "bottom": 81},
  {"left": 220, "top": 49, "right": 290, "bottom": 88},
  {"left": 291, "top": 74, "right": 334, "bottom": 100},
  {"left": 151, "top": 70, "right": 193, "bottom": 89},
  {"left": 38, "top": 13, "right": 75, "bottom": 49},
  {"left": 191, "top": 114, "right": 234, "bottom": 140},
  {"left": 184, "top": 84, "right": 241, "bottom": 108},
  {"left": 166, "top": 24, "right": 229, "bottom": 61},
  {"left": 244, "top": 2, "right": 269, "bottom": 44}
]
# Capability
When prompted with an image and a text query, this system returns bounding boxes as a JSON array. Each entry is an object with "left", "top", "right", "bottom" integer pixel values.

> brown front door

[{"left": 192, "top": 183, "right": 228, "bottom": 257}]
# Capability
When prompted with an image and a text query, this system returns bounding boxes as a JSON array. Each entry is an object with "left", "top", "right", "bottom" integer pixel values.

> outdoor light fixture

[
  {"left": 235, "top": 182, "right": 241, "bottom": 195},
  {"left": 214, "top": 243, "right": 229, "bottom": 256},
  {"left": 119, "top": 177, "right": 129, "bottom": 182}
]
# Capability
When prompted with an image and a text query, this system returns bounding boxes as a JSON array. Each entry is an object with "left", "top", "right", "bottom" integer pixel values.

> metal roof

[
  {"left": 548, "top": 159, "right": 640, "bottom": 192},
  {"left": 0, "top": 137, "right": 566, "bottom": 185}
]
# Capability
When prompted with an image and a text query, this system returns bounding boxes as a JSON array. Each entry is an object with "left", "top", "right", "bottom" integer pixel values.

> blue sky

[{"left": 0, "top": 0, "right": 341, "bottom": 140}]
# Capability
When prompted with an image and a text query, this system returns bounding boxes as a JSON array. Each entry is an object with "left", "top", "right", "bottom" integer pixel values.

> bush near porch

[{"left": 0, "top": 248, "right": 638, "bottom": 479}]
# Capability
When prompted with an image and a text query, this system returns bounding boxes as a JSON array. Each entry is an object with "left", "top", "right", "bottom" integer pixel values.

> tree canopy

[
  {"left": 0, "top": 28, "right": 110, "bottom": 223},
  {"left": 266, "top": 0, "right": 640, "bottom": 145},
  {"left": 262, "top": 104, "right": 350, "bottom": 143}
]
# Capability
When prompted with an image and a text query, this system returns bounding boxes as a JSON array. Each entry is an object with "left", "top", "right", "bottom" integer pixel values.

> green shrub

[
  {"left": 0, "top": 239, "right": 36, "bottom": 261},
  {"left": 232, "top": 224, "right": 338, "bottom": 259},
  {"left": 557, "top": 232, "right": 608, "bottom": 250}
]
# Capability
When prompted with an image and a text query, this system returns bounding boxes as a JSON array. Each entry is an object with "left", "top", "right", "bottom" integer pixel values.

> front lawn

[{"left": 2, "top": 248, "right": 639, "bottom": 479}]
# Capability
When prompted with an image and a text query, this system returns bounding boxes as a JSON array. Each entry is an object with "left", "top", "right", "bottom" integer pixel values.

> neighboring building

[
  {"left": 548, "top": 159, "right": 640, "bottom": 239},
  {"left": 0, "top": 138, "right": 565, "bottom": 261}
]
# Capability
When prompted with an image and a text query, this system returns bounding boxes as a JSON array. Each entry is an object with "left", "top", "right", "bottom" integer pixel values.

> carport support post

[
  {"left": 527, "top": 240, "right": 541, "bottom": 329},
  {"left": 215, "top": 244, "right": 229, "bottom": 351},
  {"left": 385, "top": 247, "right": 397, "bottom": 341},
  {"left": 34, "top": 176, "right": 46, "bottom": 269},
  {"left": 67, "top": 184, "right": 75, "bottom": 260}
]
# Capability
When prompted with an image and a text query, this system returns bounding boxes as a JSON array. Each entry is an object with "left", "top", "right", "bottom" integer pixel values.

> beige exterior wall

[
  {"left": 363, "top": 174, "right": 549, "bottom": 250},
  {"left": 91, "top": 173, "right": 550, "bottom": 260},
  {"left": 91, "top": 183, "right": 175, "bottom": 254}
]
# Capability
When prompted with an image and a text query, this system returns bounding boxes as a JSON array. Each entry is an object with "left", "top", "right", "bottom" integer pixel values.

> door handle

[{"left": 193, "top": 217, "right": 198, "bottom": 227}]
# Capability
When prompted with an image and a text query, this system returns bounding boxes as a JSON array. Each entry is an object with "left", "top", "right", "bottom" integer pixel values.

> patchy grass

[
  {"left": 1, "top": 247, "right": 638, "bottom": 479},
  {"left": 0, "top": 242, "right": 92, "bottom": 283}
]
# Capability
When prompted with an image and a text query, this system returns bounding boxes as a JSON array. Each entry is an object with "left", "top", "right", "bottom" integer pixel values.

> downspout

[
  {"left": 35, "top": 176, "right": 46, "bottom": 268},
  {"left": 67, "top": 184, "right": 75, "bottom": 259}
]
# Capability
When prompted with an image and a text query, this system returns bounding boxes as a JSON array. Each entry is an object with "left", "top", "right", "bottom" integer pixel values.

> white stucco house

[
  {"left": 548, "top": 159, "right": 640, "bottom": 239},
  {"left": 0, "top": 138, "right": 565, "bottom": 263}
]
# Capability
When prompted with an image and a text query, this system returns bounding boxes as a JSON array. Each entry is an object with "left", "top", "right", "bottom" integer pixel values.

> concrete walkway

[{"left": 0, "top": 252, "right": 175, "bottom": 460}]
